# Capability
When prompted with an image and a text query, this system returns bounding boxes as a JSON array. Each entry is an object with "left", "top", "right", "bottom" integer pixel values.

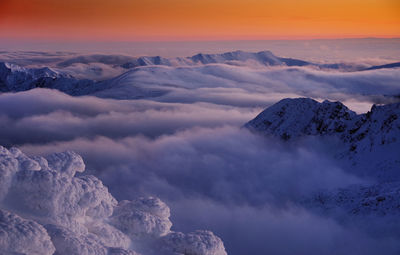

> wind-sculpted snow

[
  {"left": 110, "top": 198, "right": 172, "bottom": 239},
  {"left": 0, "top": 209, "right": 55, "bottom": 255},
  {"left": 0, "top": 146, "right": 226, "bottom": 255},
  {"left": 159, "top": 230, "right": 227, "bottom": 255},
  {"left": 44, "top": 150, "right": 85, "bottom": 176},
  {"left": 45, "top": 224, "right": 109, "bottom": 255}
]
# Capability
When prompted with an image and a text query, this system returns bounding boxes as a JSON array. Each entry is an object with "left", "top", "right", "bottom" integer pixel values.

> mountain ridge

[
  {"left": 1, "top": 50, "right": 399, "bottom": 101},
  {"left": 119, "top": 50, "right": 312, "bottom": 69},
  {"left": 245, "top": 98, "right": 400, "bottom": 180},
  {"left": 0, "top": 61, "right": 95, "bottom": 94},
  {"left": 245, "top": 98, "right": 400, "bottom": 227}
]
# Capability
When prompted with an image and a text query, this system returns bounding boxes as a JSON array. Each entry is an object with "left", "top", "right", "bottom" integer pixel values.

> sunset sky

[{"left": 0, "top": 0, "right": 399, "bottom": 41}]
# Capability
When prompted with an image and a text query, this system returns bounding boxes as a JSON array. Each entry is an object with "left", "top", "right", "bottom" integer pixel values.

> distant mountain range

[
  {"left": 119, "top": 50, "right": 400, "bottom": 72},
  {"left": 0, "top": 50, "right": 399, "bottom": 100},
  {"left": 0, "top": 47, "right": 399, "bottom": 253},
  {"left": 120, "top": 50, "right": 311, "bottom": 69},
  {"left": 0, "top": 62, "right": 94, "bottom": 94}
]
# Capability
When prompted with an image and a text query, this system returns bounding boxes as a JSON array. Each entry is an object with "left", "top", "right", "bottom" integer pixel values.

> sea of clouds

[{"left": 0, "top": 49, "right": 400, "bottom": 254}]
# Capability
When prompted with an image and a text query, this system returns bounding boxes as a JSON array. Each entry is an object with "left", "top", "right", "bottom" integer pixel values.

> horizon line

[{"left": 1, "top": 36, "right": 400, "bottom": 44}]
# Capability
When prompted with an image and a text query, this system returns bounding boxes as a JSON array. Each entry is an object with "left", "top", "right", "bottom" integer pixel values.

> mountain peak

[
  {"left": 245, "top": 98, "right": 356, "bottom": 140},
  {"left": 246, "top": 98, "right": 400, "bottom": 180}
]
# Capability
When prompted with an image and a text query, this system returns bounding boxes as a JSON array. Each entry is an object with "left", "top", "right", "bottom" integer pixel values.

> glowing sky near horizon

[{"left": 0, "top": 0, "right": 399, "bottom": 41}]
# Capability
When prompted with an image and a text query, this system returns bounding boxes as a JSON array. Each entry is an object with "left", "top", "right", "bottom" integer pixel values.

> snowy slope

[
  {"left": 2, "top": 52, "right": 305, "bottom": 98},
  {"left": 119, "top": 50, "right": 311, "bottom": 69},
  {"left": 82, "top": 63, "right": 400, "bottom": 103},
  {"left": 245, "top": 98, "right": 400, "bottom": 178},
  {"left": 244, "top": 98, "right": 357, "bottom": 140},
  {"left": 302, "top": 180, "right": 400, "bottom": 240},
  {"left": 304, "top": 181, "right": 400, "bottom": 217},
  {"left": 1, "top": 51, "right": 400, "bottom": 103},
  {"left": 121, "top": 56, "right": 173, "bottom": 69},
  {"left": 119, "top": 51, "right": 400, "bottom": 71},
  {"left": 0, "top": 62, "right": 95, "bottom": 94},
  {"left": 246, "top": 98, "right": 400, "bottom": 222}
]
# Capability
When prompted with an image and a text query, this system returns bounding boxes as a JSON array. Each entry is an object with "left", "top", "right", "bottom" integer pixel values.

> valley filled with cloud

[{"left": 0, "top": 49, "right": 399, "bottom": 255}]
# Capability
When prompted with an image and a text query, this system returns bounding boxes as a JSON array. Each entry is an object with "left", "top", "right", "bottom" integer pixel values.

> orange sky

[{"left": 0, "top": 0, "right": 399, "bottom": 41}]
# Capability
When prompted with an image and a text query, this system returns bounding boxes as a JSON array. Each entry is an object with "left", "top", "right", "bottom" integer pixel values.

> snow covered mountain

[
  {"left": 121, "top": 56, "right": 173, "bottom": 69},
  {"left": 1, "top": 47, "right": 399, "bottom": 254},
  {"left": 0, "top": 146, "right": 227, "bottom": 255},
  {"left": 2, "top": 51, "right": 308, "bottom": 98},
  {"left": 187, "top": 50, "right": 311, "bottom": 66},
  {"left": 120, "top": 50, "right": 311, "bottom": 69},
  {"left": 0, "top": 62, "right": 95, "bottom": 94},
  {"left": 301, "top": 179, "right": 400, "bottom": 243},
  {"left": 245, "top": 98, "right": 400, "bottom": 179},
  {"left": 304, "top": 181, "right": 400, "bottom": 217},
  {"left": 245, "top": 98, "right": 400, "bottom": 226},
  {"left": 1, "top": 51, "right": 400, "bottom": 103},
  {"left": 245, "top": 98, "right": 357, "bottom": 140},
  {"left": 119, "top": 51, "right": 400, "bottom": 71}
]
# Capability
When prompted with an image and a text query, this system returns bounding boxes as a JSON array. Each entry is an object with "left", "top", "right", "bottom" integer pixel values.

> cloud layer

[
  {"left": 0, "top": 50, "right": 400, "bottom": 254},
  {"left": 4, "top": 89, "right": 396, "bottom": 254}
]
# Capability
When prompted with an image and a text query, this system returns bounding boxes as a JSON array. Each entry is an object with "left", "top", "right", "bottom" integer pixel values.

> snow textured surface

[
  {"left": 245, "top": 98, "right": 357, "bottom": 140},
  {"left": 246, "top": 98, "right": 400, "bottom": 179},
  {"left": 160, "top": 230, "right": 227, "bottom": 255},
  {"left": 0, "top": 61, "right": 95, "bottom": 94},
  {"left": 110, "top": 198, "right": 172, "bottom": 239},
  {"left": 0, "top": 146, "right": 226, "bottom": 255},
  {"left": 120, "top": 50, "right": 309, "bottom": 69},
  {"left": 0, "top": 209, "right": 55, "bottom": 255},
  {"left": 246, "top": 98, "right": 400, "bottom": 228}
]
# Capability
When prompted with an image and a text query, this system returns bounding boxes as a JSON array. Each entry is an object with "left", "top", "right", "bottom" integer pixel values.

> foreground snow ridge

[{"left": 0, "top": 147, "right": 227, "bottom": 255}]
